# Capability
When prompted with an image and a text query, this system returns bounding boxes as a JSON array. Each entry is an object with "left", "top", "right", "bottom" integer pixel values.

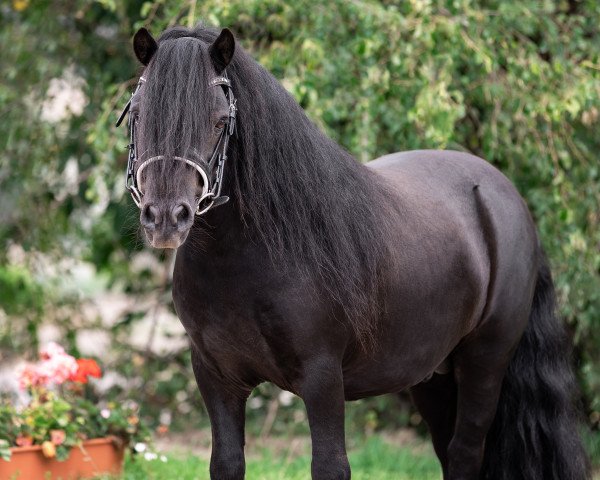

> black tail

[{"left": 481, "top": 255, "right": 590, "bottom": 480}]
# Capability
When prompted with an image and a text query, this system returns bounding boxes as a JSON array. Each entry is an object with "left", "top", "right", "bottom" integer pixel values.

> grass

[
  {"left": 95, "top": 427, "right": 600, "bottom": 479},
  {"left": 118, "top": 436, "right": 442, "bottom": 480}
]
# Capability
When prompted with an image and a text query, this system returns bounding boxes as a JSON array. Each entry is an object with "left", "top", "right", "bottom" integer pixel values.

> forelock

[{"left": 137, "top": 34, "right": 218, "bottom": 164}]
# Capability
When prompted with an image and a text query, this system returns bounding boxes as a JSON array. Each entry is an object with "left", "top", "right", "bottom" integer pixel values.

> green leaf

[{"left": 0, "top": 439, "right": 11, "bottom": 461}]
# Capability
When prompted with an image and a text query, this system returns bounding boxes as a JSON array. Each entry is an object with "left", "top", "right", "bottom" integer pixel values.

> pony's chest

[{"left": 172, "top": 268, "right": 302, "bottom": 389}]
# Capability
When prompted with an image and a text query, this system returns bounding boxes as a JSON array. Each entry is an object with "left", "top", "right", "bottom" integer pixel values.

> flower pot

[{"left": 0, "top": 437, "right": 125, "bottom": 480}]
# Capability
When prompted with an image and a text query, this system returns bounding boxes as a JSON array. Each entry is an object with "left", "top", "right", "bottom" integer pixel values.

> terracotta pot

[{"left": 0, "top": 437, "right": 125, "bottom": 480}]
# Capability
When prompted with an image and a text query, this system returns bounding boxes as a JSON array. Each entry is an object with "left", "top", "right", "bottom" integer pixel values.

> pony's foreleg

[
  {"left": 446, "top": 335, "right": 513, "bottom": 480},
  {"left": 191, "top": 348, "right": 248, "bottom": 480},
  {"left": 410, "top": 372, "right": 457, "bottom": 478},
  {"left": 300, "top": 357, "right": 350, "bottom": 480}
]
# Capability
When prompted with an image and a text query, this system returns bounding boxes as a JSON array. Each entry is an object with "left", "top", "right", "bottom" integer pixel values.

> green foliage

[
  {"left": 1, "top": 0, "right": 599, "bottom": 447},
  {"left": 0, "top": 265, "right": 43, "bottom": 316},
  {"left": 0, "top": 439, "right": 10, "bottom": 462}
]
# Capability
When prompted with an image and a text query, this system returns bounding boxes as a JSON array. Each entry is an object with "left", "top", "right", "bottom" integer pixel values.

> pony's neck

[
  {"left": 237, "top": 60, "right": 361, "bottom": 172},
  {"left": 227, "top": 53, "right": 372, "bottom": 233}
]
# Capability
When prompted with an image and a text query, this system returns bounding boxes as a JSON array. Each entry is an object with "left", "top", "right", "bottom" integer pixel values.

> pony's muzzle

[{"left": 140, "top": 201, "right": 194, "bottom": 249}]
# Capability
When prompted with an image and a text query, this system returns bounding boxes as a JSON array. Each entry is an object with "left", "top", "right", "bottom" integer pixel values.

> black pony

[{"left": 119, "top": 25, "right": 590, "bottom": 480}]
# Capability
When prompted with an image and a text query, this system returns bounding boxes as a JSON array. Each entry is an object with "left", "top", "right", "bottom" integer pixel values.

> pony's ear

[
  {"left": 133, "top": 28, "right": 158, "bottom": 66},
  {"left": 209, "top": 28, "right": 235, "bottom": 73}
]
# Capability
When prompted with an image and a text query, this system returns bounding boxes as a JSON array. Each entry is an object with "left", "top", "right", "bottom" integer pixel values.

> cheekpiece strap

[{"left": 115, "top": 77, "right": 145, "bottom": 127}]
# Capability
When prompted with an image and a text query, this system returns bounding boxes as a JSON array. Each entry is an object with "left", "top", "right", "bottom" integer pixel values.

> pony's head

[{"left": 126, "top": 27, "right": 236, "bottom": 248}]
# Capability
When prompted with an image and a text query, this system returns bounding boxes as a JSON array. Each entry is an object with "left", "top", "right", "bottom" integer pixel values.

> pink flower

[
  {"left": 37, "top": 353, "right": 78, "bottom": 385},
  {"left": 39, "top": 342, "right": 66, "bottom": 360},
  {"left": 17, "top": 344, "right": 78, "bottom": 390},
  {"left": 17, "top": 363, "right": 45, "bottom": 389},
  {"left": 50, "top": 429, "right": 66, "bottom": 446}
]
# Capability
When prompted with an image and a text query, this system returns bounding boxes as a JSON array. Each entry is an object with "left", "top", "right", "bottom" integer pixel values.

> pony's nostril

[
  {"left": 150, "top": 206, "right": 161, "bottom": 225},
  {"left": 141, "top": 204, "right": 160, "bottom": 229},
  {"left": 171, "top": 203, "right": 192, "bottom": 229}
]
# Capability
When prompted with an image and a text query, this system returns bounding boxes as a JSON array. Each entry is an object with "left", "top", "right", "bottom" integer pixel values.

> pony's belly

[
  {"left": 340, "top": 318, "right": 459, "bottom": 400},
  {"left": 341, "top": 357, "right": 448, "bottom": 400},
  {"left": 342, "top": 379, "right": 414, "bottom": 400}
]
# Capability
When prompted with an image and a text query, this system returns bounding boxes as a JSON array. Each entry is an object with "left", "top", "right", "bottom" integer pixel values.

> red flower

[
  {"left": 69, "top": 358, "right": 102, "bottom": 384},
  {"left": 156, "top": 424, "right": 169, "bottom": 436}
]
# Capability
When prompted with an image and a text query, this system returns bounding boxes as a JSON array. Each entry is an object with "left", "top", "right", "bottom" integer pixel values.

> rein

[{"left": 116, "top": 74, "right": 237, "bottom": 215}]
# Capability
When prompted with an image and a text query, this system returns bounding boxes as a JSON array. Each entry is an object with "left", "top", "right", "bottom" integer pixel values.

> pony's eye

[{"left": 215, "top": 119, "right": 226, "bottom": 132}]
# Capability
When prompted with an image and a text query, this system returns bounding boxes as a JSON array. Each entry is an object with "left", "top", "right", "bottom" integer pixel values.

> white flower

[
  {"left": 248, "top": 397, "right": 263, "bottom": 410},
  {"left": 40, "top": 67, "right": 88, "bottom": 124},
  {"left": 144, "top": 452, "right": 158, "bottom": 461},
  {"left": 39, "top": 342, "right": 66, "bottom": 359},
  {"left": 134, "top": 442, "right": 147, "bottom": 453},
  {"left": 100, "top": 409, "right": 110, "bottom": 419},
  {"left": 159, "top": 409, "right": 172, "bottom": 426},
  {"left": 278, "top": 390, "right": 295, "bottom": 407},
  {"left": 124, "top": 400, "right": 139, "bottom": 411}
]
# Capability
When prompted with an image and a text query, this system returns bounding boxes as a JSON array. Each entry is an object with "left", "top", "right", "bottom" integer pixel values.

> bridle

[{"left": 116, "top": 73, "right": 237, "bottom": 215}]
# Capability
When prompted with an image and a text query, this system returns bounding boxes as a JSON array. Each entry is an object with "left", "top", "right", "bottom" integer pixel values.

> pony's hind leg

[
  {"left": 446, "top": 329, "right": 518, "bottom": 480},
  {"left": 410, "top": 372, "right": 457, "bottom": 478}
]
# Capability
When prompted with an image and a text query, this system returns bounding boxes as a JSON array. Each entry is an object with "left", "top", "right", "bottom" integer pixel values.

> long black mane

[{"left": 148, "top": 25, "right": 395, "bottom": 348}]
